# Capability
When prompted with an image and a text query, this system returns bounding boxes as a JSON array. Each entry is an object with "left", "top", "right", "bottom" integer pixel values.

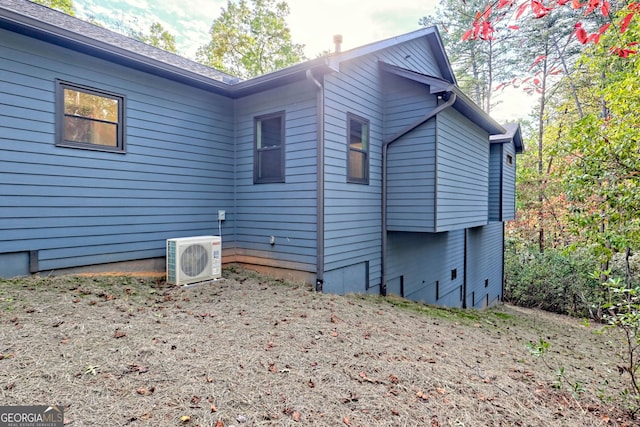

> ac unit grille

[
  {"left": 166, "top": 236, "right": 221, "bottom": 285},
  {"left": 180, "top": 244, "right": 209, "bottom": 277}
]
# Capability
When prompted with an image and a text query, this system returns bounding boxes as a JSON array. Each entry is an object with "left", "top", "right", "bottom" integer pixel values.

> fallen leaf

[
  {"left": 308, "top": 379, "right": 315, "bottom": 388},
  {"left": 179, "top": 415, "right": 190, "bottom": 423},
  {"left": 190, "top": 395, "right": 201, "bottom": 405},
  {"left": 136, "top": 388, "right": 147, "bottom": 395},
  {"left": 210, "top": 404, "right": 217, "bottom": 413},
  {"left": 113, "top": 330, "right": 126, "bottom": 339},
  {"left": 264, "top": 341, "right": 273, "bottom": 351},
  {"left": 215, "top": 421, "right": 224, "bottom": 427},
  {"left": 343, "top": 416, "right": 350, "bottom": 425},
  {"left": 436, "top": 387, "right": 446, "bottom": 395},
  {"left": 292, "top": 411, "right": 301, "bottom": 422},
  {"left": 416, "top": 391, "right": 429, "bottom": 400},
  {"left": 388, "top": 374, "right": 399, "bottom": 384},
  {"left": 330, "top": 331, "right": 338, "bottom": 337}
]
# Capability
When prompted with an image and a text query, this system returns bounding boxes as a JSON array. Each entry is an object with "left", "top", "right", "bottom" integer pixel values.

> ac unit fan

[{"left": 166, "top": 236, "right": 221, "bottom": 285}]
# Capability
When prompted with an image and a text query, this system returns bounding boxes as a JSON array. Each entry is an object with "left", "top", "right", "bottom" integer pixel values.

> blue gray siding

[
  {"left": 466, "top": 223, "right": 504, "bottom": 308},
  {"left": 385, "top": 231, "right": 465, "bottom": 307},
  {"left": 0, "top": 29, "right": 234, "bottom": 274},
  {"left": 488, "top": 141, "right": 517, "bottom": 222},
  {"left": 384, "top": 74, "right": 438, "bottom": 232},
  {"left": 435, "top": 108, "right": 490, "bottom": 231},
  {"left": 502, "top": 142, "right": 517, "bottom": 220},
  {"left": 233, "top": 80, "right": 318, "bottom": 273},
  {"left": 322, "top": 38, "right": 442, "bottom": 293},
  {"left": 323, "top": 57, "right": 383, "bottom": 293}
]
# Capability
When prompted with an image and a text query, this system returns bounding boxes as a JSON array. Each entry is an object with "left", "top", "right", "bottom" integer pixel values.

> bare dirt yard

[{"left": 0, "top": 267, "right": 635, "bottom": 426}]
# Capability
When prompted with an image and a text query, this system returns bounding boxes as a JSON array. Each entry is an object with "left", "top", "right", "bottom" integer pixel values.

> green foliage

[
  {"left": 526, "top": 338, "right": 586, "bottom": 396},
  {"left": 135, "top": 22, "right": 178, "bottom": 53},
  {"left": 600, "top": 277, "right": 640, "bottom": 417},
  {"left": 504, "top": 242, "right": 601, "bottom": 316},
  {"left": 420, "top": 0, "right": 514, "bottom": 113},
  {"left": 32, "top": 0, "right": 75, "bottom": 16},
  {"left": 196, "top": 0, "right": 305, "bottom": 79},
  {"left": 551, "top": 7, "right": 640, "bottom": 273}
]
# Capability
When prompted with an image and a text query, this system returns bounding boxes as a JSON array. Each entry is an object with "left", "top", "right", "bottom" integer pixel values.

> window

[
  {"left": 347, "top": 113, "right": 369, "bottom": 184},
  {"left": 451, "top": 268, "right": 457, "bottom": 280},
  {"left": 506, "top": 154, "right": 514, "bottom": 166},
  {"left": 56, "top": 80, "right": 125, "bottom": 152},
  {"left": 254, "top": 112, "right": 285, "bottom": 183}
]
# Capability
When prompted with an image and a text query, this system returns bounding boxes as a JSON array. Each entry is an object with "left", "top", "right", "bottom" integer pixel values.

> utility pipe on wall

[
  {"left": 380, "top": 92, "right": 457, "bottom": 296},
  {"left": 306, "top": 70, "right": 325, "bottom": 291}
]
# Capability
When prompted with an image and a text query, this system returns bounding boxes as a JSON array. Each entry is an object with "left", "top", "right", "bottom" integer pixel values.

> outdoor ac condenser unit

[{"left": 166, "top": 235, "right": 221, "bottom": 285}]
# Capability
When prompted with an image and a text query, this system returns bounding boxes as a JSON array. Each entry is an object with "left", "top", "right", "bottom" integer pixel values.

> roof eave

[
  {"left": 0, "top": 8, "right": 235, "bottom": 95},
  {"left": 451, "top": 88, "right": 505, "bottom": 135},
  {"left": 228, "top": 58, "right": 334, "bottom": 98}
]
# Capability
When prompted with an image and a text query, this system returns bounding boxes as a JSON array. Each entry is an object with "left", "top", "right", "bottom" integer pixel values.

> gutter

[
  {"left": 306, "top": 70, "right": 325, "bottom": 291},
  {"left": 380, "top": 92, "right": 457, "bottom": 296}
]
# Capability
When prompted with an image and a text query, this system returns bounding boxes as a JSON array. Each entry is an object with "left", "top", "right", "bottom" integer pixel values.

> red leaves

[
  {"left": 462, "top": 0, "right": 630, "bottom": 48},
  {"left": 574, "top": 21, "right": 611, "bottom": 45},
  {"left": 574, "top": 22, "right": 589, "bottom": 43},
  {"left": 620, "top": 12, "right": 635, "bottom": 33},
  {"left": 610, "top": 46, "right": 638, "bottom": 57}
]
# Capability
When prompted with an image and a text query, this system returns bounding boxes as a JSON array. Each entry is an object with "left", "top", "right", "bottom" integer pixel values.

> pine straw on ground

[{"left": 0, "top": 267, "right": 634, "bottom": 426}]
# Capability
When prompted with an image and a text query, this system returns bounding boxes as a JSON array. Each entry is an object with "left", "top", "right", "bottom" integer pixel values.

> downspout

[
  {"left": 463, "top": 229, "right": 468, "bottom": 308},
  {"left": 307, "top": 70, "right": 325, "bottom": 292},
  {"left": 381, "top": 92, "right": 457, "bottom": 296}
]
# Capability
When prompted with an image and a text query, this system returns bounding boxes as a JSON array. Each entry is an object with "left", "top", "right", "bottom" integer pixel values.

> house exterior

[{"left": 0, "top": 0, "right": 523, "bottom": 308}]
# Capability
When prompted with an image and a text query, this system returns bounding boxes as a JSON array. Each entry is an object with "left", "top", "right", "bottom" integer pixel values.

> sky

[{"left": 72, "top": 0, "right": 535, "bottom": 122}]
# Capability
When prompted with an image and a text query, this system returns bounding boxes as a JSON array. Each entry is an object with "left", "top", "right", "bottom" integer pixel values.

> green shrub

[{"left": 504, "top": 241, "right": 601, "bottom": 317}]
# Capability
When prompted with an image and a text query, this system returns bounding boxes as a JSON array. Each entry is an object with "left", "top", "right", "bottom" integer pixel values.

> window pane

[
  {"left": 64, "top": 116, "right": 117, "bottom": 146},
  {"left": 349, "top": 120, "right": 363, "bottom": 149},
  {"left": 64, "top": 88, "right": 118, "bottom": 122},
  {"left": 348, "top": 150, "right": 366, "bottom": 180},
  {"left": 258, "top": 148, "right": 282, "bottom": 180},
  {"left": 258, "top": 117, "right": 282, "bottom": 148},
  {"left": 347, "top": 114, "right": 369, "bottom": 183},
  {"left": 255, "top": 112, "right": 284, "bottom": 183}
]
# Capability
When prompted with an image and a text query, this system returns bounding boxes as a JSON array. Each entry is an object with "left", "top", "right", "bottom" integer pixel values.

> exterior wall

[
  {"left": 322, "top": 38, "right": 443, "bottom": 294},
  {"left": 435, "top": 108, "right": 490, "bottom": 231},
  {"left": 233, "top": 80, "right": 318, "bottom": 274},
  {"left": 488, "top": 141, "right": 517, "bottom": 222},
  {"left": 0, "top": 29, "right": 234, "bottom": 276},
  {"left": 385, "top": 230, "right": 465, "bottom": 307},
  {"left": 502, "top": 142, "right": 517, "bottom": 220},
  {"left": 465, "top": 222, "right": 504, "bottom": 308},
  {"left": 384, "top": 74, "right": 438, "bottom": 232}
]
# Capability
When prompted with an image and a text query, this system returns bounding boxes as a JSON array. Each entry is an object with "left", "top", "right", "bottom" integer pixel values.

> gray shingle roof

[{"left": 0, "top": 0, "right": 240, "bottom": 87}]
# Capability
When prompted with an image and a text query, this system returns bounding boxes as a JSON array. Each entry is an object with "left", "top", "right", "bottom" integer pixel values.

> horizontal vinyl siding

[
  {"left": 386, "top": 230, "right": 464, "bottom": 307},
  {"left": 324, "top": 57, "right": 382, "bottom": 292},
  {"left": 0, "top": 29, "right": 234, "bottom": 273},
  {"left": 435, "top": 108, "right": 490, "bottom": 231},
  {"left": 323, "top": 38, "right": 446, "bottom": 292},
  {"left": 502, "top": 142, "right": 517, "bottom": 220},
  {"left": 384, "top": 74, "right": 439, "bottom": 232},
  {"left": 233, "top": 81, "right": 318, "bottom": 271},
  {"left": 466, "top": 223, "right": 504, "bottom": 308}
]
